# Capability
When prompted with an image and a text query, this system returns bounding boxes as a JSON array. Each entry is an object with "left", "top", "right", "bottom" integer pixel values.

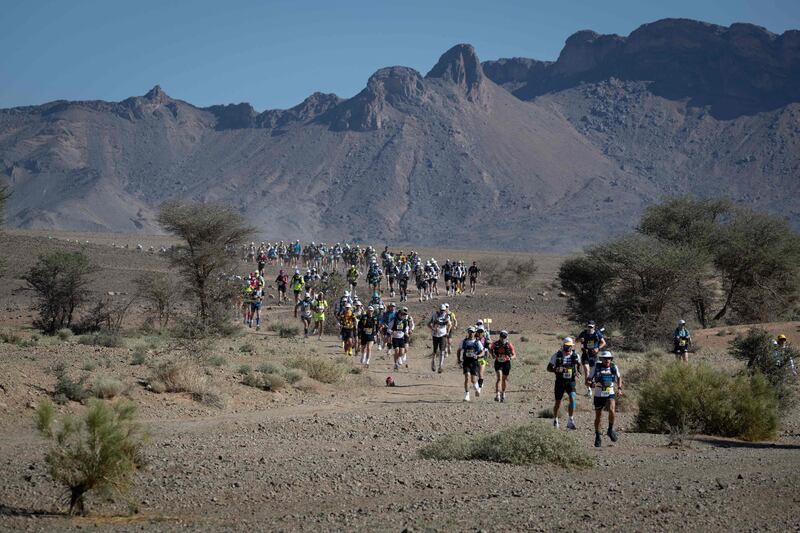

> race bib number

[
  {"left": 562, "top": 368, "right": 573, "bottom": 379},
  {"left": 599, "top": 386, "right": 614, "bottom": 397},
  {"left": 679, "top": 339, "right": 687, "bottom": 347}
]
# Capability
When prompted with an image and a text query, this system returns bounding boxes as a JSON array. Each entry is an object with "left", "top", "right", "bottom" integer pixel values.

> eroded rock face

[
  {"left": 483, "top": 18, "right": 800, "bottom": 118},
  {"left": 426, "top": 44, "right": 486, "bottom": 102}
]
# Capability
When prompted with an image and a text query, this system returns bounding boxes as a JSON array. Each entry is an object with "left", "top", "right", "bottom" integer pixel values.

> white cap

[
  {"left": 563, "top": 337, "right": 574, "bottom": 346},
  {"left": 440, "top": 304, "right": 447, "bottom": 310},
  {"left": 599, "top": 351, "right": 613, "bottom": 359}
]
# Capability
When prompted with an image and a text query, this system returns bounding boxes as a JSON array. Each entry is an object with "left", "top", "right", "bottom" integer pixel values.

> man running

[
  {"left": 311, "top": 291, "right": 328, "bottom": 340},
  {"left": 250, "top": 286, "right": 263, "bottom": 330},
  {"left": 490, "top": 330, "right": 516, "bottom": 402},
  {"left": 290, "top": 269, "right": 305, "bottom": 304},
  {"left": 338, "top": 302, "right": 358, "bottom": 356},
  {"left": 468, "top": 261, "right": 480, "bottom": 295},
  {"left": 346, "top": 264, "right": 360, "bottom": 296},
  {"left": 458, "top": 327, "right": 484, "bottom": 401},
  {"left": 547, "top": 337, "right": 580, "bottom": 430},
  {"left": 390, "top": 307, "right": 412, "bottom": 370},
  {"left": 577, "top": 321, "right": 606, "bottom": 397},
  {"left": 295, "top": 292, "right": 314, "bottom": 338},
  {"left": 358, "top": 305, "right": 380, "bottom": 367},
  {"left": 587, "top": 351, "right": 622, "bottom": 447},
  {"left": 445, "top": 303, "right": 458, "bottom": 355},
  {"left": 428, "top": 304, "right": 451, "bottom": 373},
  {"left": 672, "top": 319, "right": 692, "bottom": 363}
]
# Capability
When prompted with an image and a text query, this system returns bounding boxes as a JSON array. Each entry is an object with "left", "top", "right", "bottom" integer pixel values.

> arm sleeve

[{"left": 548, "top": 353, "right": 558, "bottom": 366}]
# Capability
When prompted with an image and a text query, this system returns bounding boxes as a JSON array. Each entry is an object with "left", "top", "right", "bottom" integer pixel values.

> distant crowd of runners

[{"left": 236, "top": 241, "right": 796, "bottom": 448}]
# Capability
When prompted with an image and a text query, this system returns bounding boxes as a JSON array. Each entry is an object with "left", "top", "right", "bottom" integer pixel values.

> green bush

[
  {"left": 286, "top": 357, "right": 344, "bottom": 384},
  {"left": 53, "top": 366, "right": 89, "bottom": 404},
  {"left": 237, "top": 364, "right": 252, "bottom": 376},
  {"left": 730, "top": 328, "right": 799, "bottom": 407},
  {"left": 57, "top": 328, "right": 73, "bottom": 341},
  {"left": 78, "top": 332, "right": 125, "bottom": 348},
  {"left": 635, "top": 363, "right": 778, "bottom": 441},
  {"left": 0, "top": 330, "right": 23, "bottom": 344},
  {"left": 420, "top": 424, "right": 592, "bottom": 468},
  {"left": 130, "top": 347, "right": 146, "bottom": 366},
  {"left": 91, "top": 376, "right": 125, "bottom": 399},
  {"left": 149, "top": 360, "right": 225, "bottom": 408},
  {"left": 35, "top": 399, "right": 146, "bottom": 515},
  {"left": 537, "top": 408, "right": 554, "bottom": 419},
  {"left": 257, "top": 361, "right": 285, "bottom": 375},
  {"left": 239, "top": 343, "right": 255, "bottom": 354},
  {"left": 207, "top": 355, "right": 227, "bottom": 367},
  {"left": 242, "top": 371, "right": 286, "bottom": 391},
  {"left": 282, "top": 368, "right": 305, "bottom": 384}
]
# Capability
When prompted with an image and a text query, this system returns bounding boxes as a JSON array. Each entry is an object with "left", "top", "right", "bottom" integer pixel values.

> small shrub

[
  {"left": 257, "top": 361, "right": 285, "bottom": 375},
  {"left": 635, "top": 363, "right": 778, "bottom": 441},
  {"left": 519, "top": 336, "right": 530, "bottom": 343},
  {"left": 82, "top": 361, "right": 97, "bottom": 372},
  {"left": 239, "top": 343, "right": 255, "bottom": 354},
  {"left": 420, "top": 424, "right": 592, "bottom": 467},
  {"left": 78, "top": 332, "right": 125, "bottom": 348},
  {"left": 57, "top": 328, "right": 73, "bottom": 341},
  {"left": 283, "top": 368, "right": 305, "bottom": 384},
  {"left": 242, "top": 372, "right": 286, "bottom": 391},
  {"left": 237, "top": 364, "right": 252, "bottom": 376},
  {"left": 149, "top": 360, "right": 225, "bottom": 408},
  {"left": 279, "top": 325, "right": 299, "bottom": 338},
  {"left": 537, "top": 408, "right": 554, "bottom": 419},
  {"left": 0, "top": 330, "right": 23, "bottom": 344},
  {"left": 286, "top": 357, "right": 344, "bottom": 384},
  {"left": 730, "top": 328, "right": 799, "bottom": 407},
  {"left": 54, "top": 368, "right": 89, "bottom": 404},
  {"left": 623, "top": 359, "right": 661, "bottom": 389},
  {"left": 130, "top": 348, "right": 146, "bottom": 366},
  {"left": 91, "top": 375, "right": 125, "bottom": 399},
  {"left": 35, "top": 399, "right": 146, "bottom": 515},
  {"left": 207, "top": 355, "right": 227, "bottom": 367}
]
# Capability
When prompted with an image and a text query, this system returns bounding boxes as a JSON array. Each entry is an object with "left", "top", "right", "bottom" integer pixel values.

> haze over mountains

[{"left": 1, "top": 18, "right": 798, "bottom": 251}]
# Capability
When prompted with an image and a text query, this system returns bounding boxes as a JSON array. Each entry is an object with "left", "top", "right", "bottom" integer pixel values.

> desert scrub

[
  {"left": 53, "top": 365, "right": 89, "bottom": 404},
  {"left": 269, "top": 322, "right": 300, "bottom": 338},
  {"left": 57, "top": 328, "right": 73, "bottom": 341},
  {"left": 206, "top": 355, "right": 227, "bottom": 367},
  {"left": 420, "top": 423, "right": 592, "bottom": 468},
  {"left": 635, "top": 363, "right": 778, "bottom": 442},
  {"left": 78, "top": 332, "right": 125, "bottom": 348},
  {"left": 35, "top": 399, "right": 146, "bottom": 516},
  {"left": 91, "top": 375, "right": 125, "bottom": 399},
  {"left": 149, "top": 360, "right": 225, "bottom": 408},
  {"left": 130, "top": 346, "right": 147, "bottom": 366},
  {"left": 239, "top": 343, "right": 255, "bottom": 354},
  {"left": 242, "top": 371, "right": 286, "bottom": 391},
  {"left": 257, "top": 361, "right": 285, "bottom": 375},
  {"left": 237, "top": 364, "right": 252, "bottom": 376},
  {"left": 286, "top": 356, "right": 345, "bottom": 384}
]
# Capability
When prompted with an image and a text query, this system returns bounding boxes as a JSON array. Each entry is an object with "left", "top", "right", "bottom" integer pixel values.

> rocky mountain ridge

[{"left": 1, "top": 18, "right": 798, "bottom": 251}]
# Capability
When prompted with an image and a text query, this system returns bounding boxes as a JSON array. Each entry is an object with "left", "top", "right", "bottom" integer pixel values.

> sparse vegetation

[
  {"left": 35, "top": 399, "right": 146, "bottom": 515},
  {"left": 78, "top": 332, "right": 125, "bottom": 348},
  {"left": 149, "top": 360, "right": 225, "bottom": 408},
  {"left": 23, "top": 251, "right": 99, "bottom": 334},
  {"left": 537, "top": 408, "right": 554, "bottom": 419},
  {"left": 53, "top": 364, "right": 89, "bottom": 404},
  {"left": 237, "top": 364, "right": 252, "bottom": 376},
  {"left": 420, "top": 424, "right": 592, "bottom": 467},
  {"left": 57, "top": 328, "right": 73, "bottom": 341},
  {"left": 484, "top": 257, "right": 538, "bottom": 287},
  {"left": 130, "top": 346, "right": 147, "bottom": 365},
  {"left": 91, "top": 375, "right": 125, "bottom": 399},
  {"left": 134, "top": 272, "right": 178, "bottom": 329},
  {"left": 286, "top": 356, "right": 345, "bottom": 384},
  {"left": 239, "top": 343, "right": 255, "bottom": 354},
  {"left": 269, "top": 322, "right": 300, "bottom": 338},
  {"left": 207, "top": 355, "right": 227, "bottom": 367},
  {"left": 730, "top": 328, "right": 800, "bottom": 407},
  {"left": 635, "top": 363, "right": 778, "bottom": 442}
]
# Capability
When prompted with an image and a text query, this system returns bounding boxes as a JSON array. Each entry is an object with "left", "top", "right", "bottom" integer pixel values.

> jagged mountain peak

[
  {"left": 426, "top": 44, "right": 485, "bottom": 100},
  {"left": 143, "top": 85, "right": 171, "bottom": 103}
]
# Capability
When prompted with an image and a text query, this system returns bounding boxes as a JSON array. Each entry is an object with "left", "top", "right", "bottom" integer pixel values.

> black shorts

[
  {"left": 494, "top": 360, "right": 511, "bottom": 376},
  {"left": 469, "top": 276, "right": 477, "bottom": 283},
  {"left": 462, "top": 358, "right": 479, "bottom": 375},
  {"left": 674, "top": 345, "right": 689, "bottom": 354},
  {"left": 278, "top": 285, "right": 287, "bottom": 293},
  {"left": 581, "top": 350, "right": 597, "bottom": 366},
  {"left": 554, "top": 380, "right": 577, "bottom": 400},
  {"left": 359, "top": 333, "right": 375, "bottom": 345},
  {"left": 341, "top": 328, "right": 356, "bottom": 341},
  {"left": 399, "top": 280, "right": 408, "bottom": 289},
  {"left": 392, "top": 337, "right": 407, "bottom": 349},
  {"left": 593, "top": 395, "right": 615, "bottom": 411},
  {"left": 432, "top": 336, "right": 446, "bottom": 353},
  {"left": 251, "top": 302, "right": 261, "bottom": 311}
]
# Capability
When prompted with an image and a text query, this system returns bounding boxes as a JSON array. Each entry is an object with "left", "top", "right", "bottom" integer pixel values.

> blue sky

[{"left": 1, "top": 0, "right": 798, "bottom": 111}]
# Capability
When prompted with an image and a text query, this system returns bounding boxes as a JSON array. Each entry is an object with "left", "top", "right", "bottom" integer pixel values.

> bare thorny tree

[{"left": 157, "top": 201, "right": 254, "bottom": 330}]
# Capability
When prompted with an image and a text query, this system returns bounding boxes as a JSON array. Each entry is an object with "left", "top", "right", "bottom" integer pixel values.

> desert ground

[{"left": 1, "top": 230, "right": 799, "bottom": 532}]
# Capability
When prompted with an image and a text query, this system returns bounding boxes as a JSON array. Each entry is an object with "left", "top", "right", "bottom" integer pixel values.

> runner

[
  {"left": 346, "top": 264, "right": 360, "bottom": 296},
  {"left": 577, "top": 320, "right": 606, "bottom": 397},
  {"left": 445, "top": 303, "right": 458, "bottom": 355},
  {"left": 587, "top": 351, "right": 623, "bottom": 447},
  {"left": 398, "top": 262, "right": 410, "bottom": 302},
  {"left": 457, "top": 327, "right": 484, "bottom": 401},
  {"left": 428, "top": 304, "right": 451, "bottom": 373},
  {"left": 672, "top": 319, "right": 692, "bottom": 363},
  {"left": 294, "top": 292, "right": 313, "bottom": 338},
  {"left": 290, "top": 269, "right": 305, "bottom": 304},
  {"left": 241, "top": 283, "right": 253, "bottom": 326},
  {"left": 338, "top": 302, "right": 358, "bottom": 356},
  {"left": 490, "top": 330, "right": 516, "bottom": 402},
  {"left": 772, "top": 334, "right": 797, "bottom": 377},
  {"left": 250, "top": 285, "right": 263, "bottom": 331},
  {"left": 547, "top": 337, "right": 581, "bottom": 430},
  {"left": 475, "top": 326, "right": 490, "bottom": 390},
  {"left": 357, "top": 305, "right": 380, "bottom": 367},
  {"left": 468, "top": 261, "right": 480, "bottom": 295},
  {"left": 311, "top": 291, "right": 328, "bottom": 340},
  {"left": 389, "top": 307, "right": 412, "bottom": 370}
]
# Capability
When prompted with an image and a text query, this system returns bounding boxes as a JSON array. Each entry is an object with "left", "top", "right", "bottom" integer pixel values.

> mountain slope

[{"left": 1, "top": 18, "right": 799, "bottom": 251}]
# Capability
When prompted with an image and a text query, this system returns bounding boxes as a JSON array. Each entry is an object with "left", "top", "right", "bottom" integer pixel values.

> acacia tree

[
  {"left": 23, "top": 252, "right": 98, "bottom": 334},
  {"left": 157, "top": 201, "right": 254, "bottom": 329}
]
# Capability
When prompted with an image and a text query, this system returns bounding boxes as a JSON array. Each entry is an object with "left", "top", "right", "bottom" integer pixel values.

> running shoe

[
  {"left": 463, "top": 392, "right": 470, "bottom": 402},
  {"left": 607, "top": 428, "right": 619, "bottom": 442},
  {"left": 594, "top": 432, "right": 602, "bottom": 448},
  {"left": 494, "top": 393, "right": 500, "bottom": 402},
  {"left": 500, "top": 392, "right": 505, "bottom": 403},
  {"left": 553, "top": 418, "right": 560, "bottom": 429},
  {"left": 566, "top": 420, "right": 577, "bottom": 430}
]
